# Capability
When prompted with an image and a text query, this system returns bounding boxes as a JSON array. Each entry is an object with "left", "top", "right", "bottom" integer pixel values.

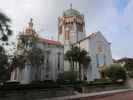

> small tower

[
  {"left": 17, "top": 18, "right": 38, "bottom": 50},
  {"left": 25, "top": 18, "right": 36, "bottom": 36},
  {"left": 58, "top": 4, "right": 85, "bottom": 44}
]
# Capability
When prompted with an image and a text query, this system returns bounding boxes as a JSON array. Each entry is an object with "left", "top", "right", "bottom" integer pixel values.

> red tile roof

[{"left": 39, "top": 38, "right": 61, "bottom": 45}]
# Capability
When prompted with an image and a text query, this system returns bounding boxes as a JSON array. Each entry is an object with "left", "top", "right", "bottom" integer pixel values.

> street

[{"left": 76, "top": 91, "right": 133, "bottom": 100}]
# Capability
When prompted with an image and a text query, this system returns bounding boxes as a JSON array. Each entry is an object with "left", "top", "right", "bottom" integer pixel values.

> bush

[
  {"left": 128, "top": 70, "right": 133, "bottom": 78},
  {"left": 92, "top": 79, "right": 112, "bottom": 84},
  {"left": 106, "top": 64, "right": 127, "bottom": 83},
  {"left": 57, "top": 71, "right": 77, "bottom": 82},
  {"left": 29, "top": 80, "right": 60, "bottom": 89},
  {"left": 4, "top": 81, "right": 20, "bottom": 85}
]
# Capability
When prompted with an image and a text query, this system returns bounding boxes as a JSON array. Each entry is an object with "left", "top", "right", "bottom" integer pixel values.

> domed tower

[
  {"left": 24, "top": 18, "right": 37, "bottom": 36},
  {"left": 17, "top": 18, "right": 38, "bottom": 51},
  {"left": 58, "top": 4, "right": 85, "bottom": 45}
]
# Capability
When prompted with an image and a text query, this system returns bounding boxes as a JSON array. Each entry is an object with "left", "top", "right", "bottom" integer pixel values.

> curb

[{"left": 41, "top": 89, "right": 133, "bottom": 100}]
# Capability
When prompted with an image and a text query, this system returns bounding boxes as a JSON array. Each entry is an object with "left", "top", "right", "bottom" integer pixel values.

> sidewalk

[{"left": 39, "top": 89, "right": 133, "bottom": 100}]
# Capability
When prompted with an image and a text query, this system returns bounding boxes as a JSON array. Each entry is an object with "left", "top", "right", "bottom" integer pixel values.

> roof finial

[
  {"left": 29, "top": 18, "right": 33, "bottom": 28},
  {"left": 70, "top": 3, "right": 72, "bottom": 9}
]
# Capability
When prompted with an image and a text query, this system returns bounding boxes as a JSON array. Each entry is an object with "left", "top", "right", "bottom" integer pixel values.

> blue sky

[
  {"left": 115, "top": 0, "right": 129, "bottom": 14},
  {"left": 0, "top": 0, "right": 132, "bottom": 59}
]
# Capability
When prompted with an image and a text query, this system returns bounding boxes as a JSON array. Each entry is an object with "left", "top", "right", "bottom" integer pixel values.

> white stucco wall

[
  {"left": 77, "top": 32, "right": 112, "bottom": 81},
  {"left": 10, "top": 42, "right": 64, "bottom": 83}
]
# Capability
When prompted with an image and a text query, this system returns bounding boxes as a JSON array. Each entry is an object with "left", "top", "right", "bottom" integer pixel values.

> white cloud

[{"left": 0, "top": 0, "right": 132, "bottom": 58}]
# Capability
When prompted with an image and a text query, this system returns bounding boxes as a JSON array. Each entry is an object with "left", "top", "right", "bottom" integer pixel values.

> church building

[
  {"left": 10, "top": 5, "right": 112, "bottom": 83},
  {"left": 58, "top": 5, "right": 112, "bottom": 81}
]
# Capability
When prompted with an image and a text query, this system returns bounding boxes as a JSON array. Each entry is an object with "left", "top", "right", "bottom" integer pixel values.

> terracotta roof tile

[{"left": 39, "top": 38, "right": 61, "bottom": 45}]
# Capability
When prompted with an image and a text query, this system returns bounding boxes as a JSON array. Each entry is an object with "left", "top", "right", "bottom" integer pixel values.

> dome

[{"left": 63, "top": 8, "right": 81, "bottom": 17}]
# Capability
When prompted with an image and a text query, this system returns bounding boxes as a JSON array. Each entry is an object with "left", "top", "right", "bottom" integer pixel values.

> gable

[{"left": 95, "top": 31, "right": 110, "bottom": 45}]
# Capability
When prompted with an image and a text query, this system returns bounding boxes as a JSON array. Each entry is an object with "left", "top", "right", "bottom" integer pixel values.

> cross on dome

[{"left": 70, "top": 3, "right": 72, "bottom": 9}]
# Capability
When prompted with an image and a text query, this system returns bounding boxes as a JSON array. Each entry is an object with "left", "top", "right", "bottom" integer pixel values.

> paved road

[{"left": 75, "top": 91, "right": 133, "bottom": 100}]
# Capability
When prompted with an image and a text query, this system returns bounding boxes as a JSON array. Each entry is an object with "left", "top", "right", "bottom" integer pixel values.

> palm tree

[
  {"left": 65, "top": 46, "right": 91, "bottom": 81},
  {"left": 27, "top": 47, "right": 44, "bottom": 81},
  {"left": 65, "top": 49, "right": 73, "bottom": 71},
  {"left": 79, "top": 49, "right": 91, "bottom": 81},
  {"left": 65, "top": 45, "right": 80, "bottom": 71},
  {"left": 11, "top": 33, "right": 44, "bottom": 81},
  {"left": 72, "top": 46, "right": 80, "bottom": 71}
]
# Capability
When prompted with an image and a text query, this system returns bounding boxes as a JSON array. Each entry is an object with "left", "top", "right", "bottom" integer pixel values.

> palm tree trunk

[
  {"left": 70, "top": 60, "right": 73, "bottom": 71},
  {"left": 79, "top": 63, "right": 81, "bottom": 80},
  {"left": 81, "top": 64, "right": 84, "bottom": 81},
  {"left": 70, "top": 59, "right": 74, "bottom": 72},
  {"left": 75, "top": 62, "right": 77, "bottom": 71},
  {"left": 75, "top": 62, "right": 78, "bottom": 80},
  {"left": 72, "top": 61, "right": 74, "bottom": 71}
]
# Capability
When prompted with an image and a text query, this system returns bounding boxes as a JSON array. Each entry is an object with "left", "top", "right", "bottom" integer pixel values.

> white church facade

[{"left": 10, "top": 6, "right": 112, "bottom": 83}]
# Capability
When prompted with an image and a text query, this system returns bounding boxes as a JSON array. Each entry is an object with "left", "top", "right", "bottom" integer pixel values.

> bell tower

[{"left": 58, "top": 4, "right": 85, "bottom": 45}]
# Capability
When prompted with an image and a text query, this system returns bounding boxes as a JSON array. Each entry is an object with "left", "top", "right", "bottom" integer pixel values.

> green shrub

[
  {"left": 58, "top": 71, "right": 77, "bottom": 82},
  {"left": 92, "top": 79, "right": 112, "bottom": 84},
  {"left": 128, "top": 70, "right": 133, "bottom": 78},
  {"left": 106, "top": 64, "right": 127, "bottom": 82}
]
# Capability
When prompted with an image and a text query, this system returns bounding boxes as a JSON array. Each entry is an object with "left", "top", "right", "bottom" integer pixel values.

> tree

[
  {"left": 122, "top": 58, "right": 133, "bottom": 77},
  {"left": 65, "top": 46, "right": 80, "bottom": 71},
  {"left": 65, "top": 46, "right": 91, "bottom": 81},
  {"left": 106, "top": 64, "right": 127, "bottom": 82},
  {"left": 11, "top": 34, "right": 45, "bottom": 81},
  {"left": 0, "top": 12, "right": 12, "bottom": 81},
  {"left": 27, "top": 47, "right": 45, "bottom": 81},
  {"left": 78, "top": 49, "right": 91, "bottom": 80},
  {"left": 65, "top": 49, "right": 73, "bottom": 71},
  {"left": 11, "top": 53, "right": 26, "bottom": 69},
  {"left": 58, "top": 71, "right": 77, "bottom": 82},
  {"left": 0, "top": 12, "right": 12, "bottom": 42},
  {"left": 0, "top": 46, "right": 9, "bottom": 81},
  {"left": 115, "top": 57, "right": 133, "bottom": 78}
]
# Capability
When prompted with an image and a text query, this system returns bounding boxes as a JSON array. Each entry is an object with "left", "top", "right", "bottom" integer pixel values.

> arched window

[
  {"left": 46, "top": 50, "right": 50, "bottom": 71},
  {"left": 96, "top": 54, "right": 99, "bottom": 67}
]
